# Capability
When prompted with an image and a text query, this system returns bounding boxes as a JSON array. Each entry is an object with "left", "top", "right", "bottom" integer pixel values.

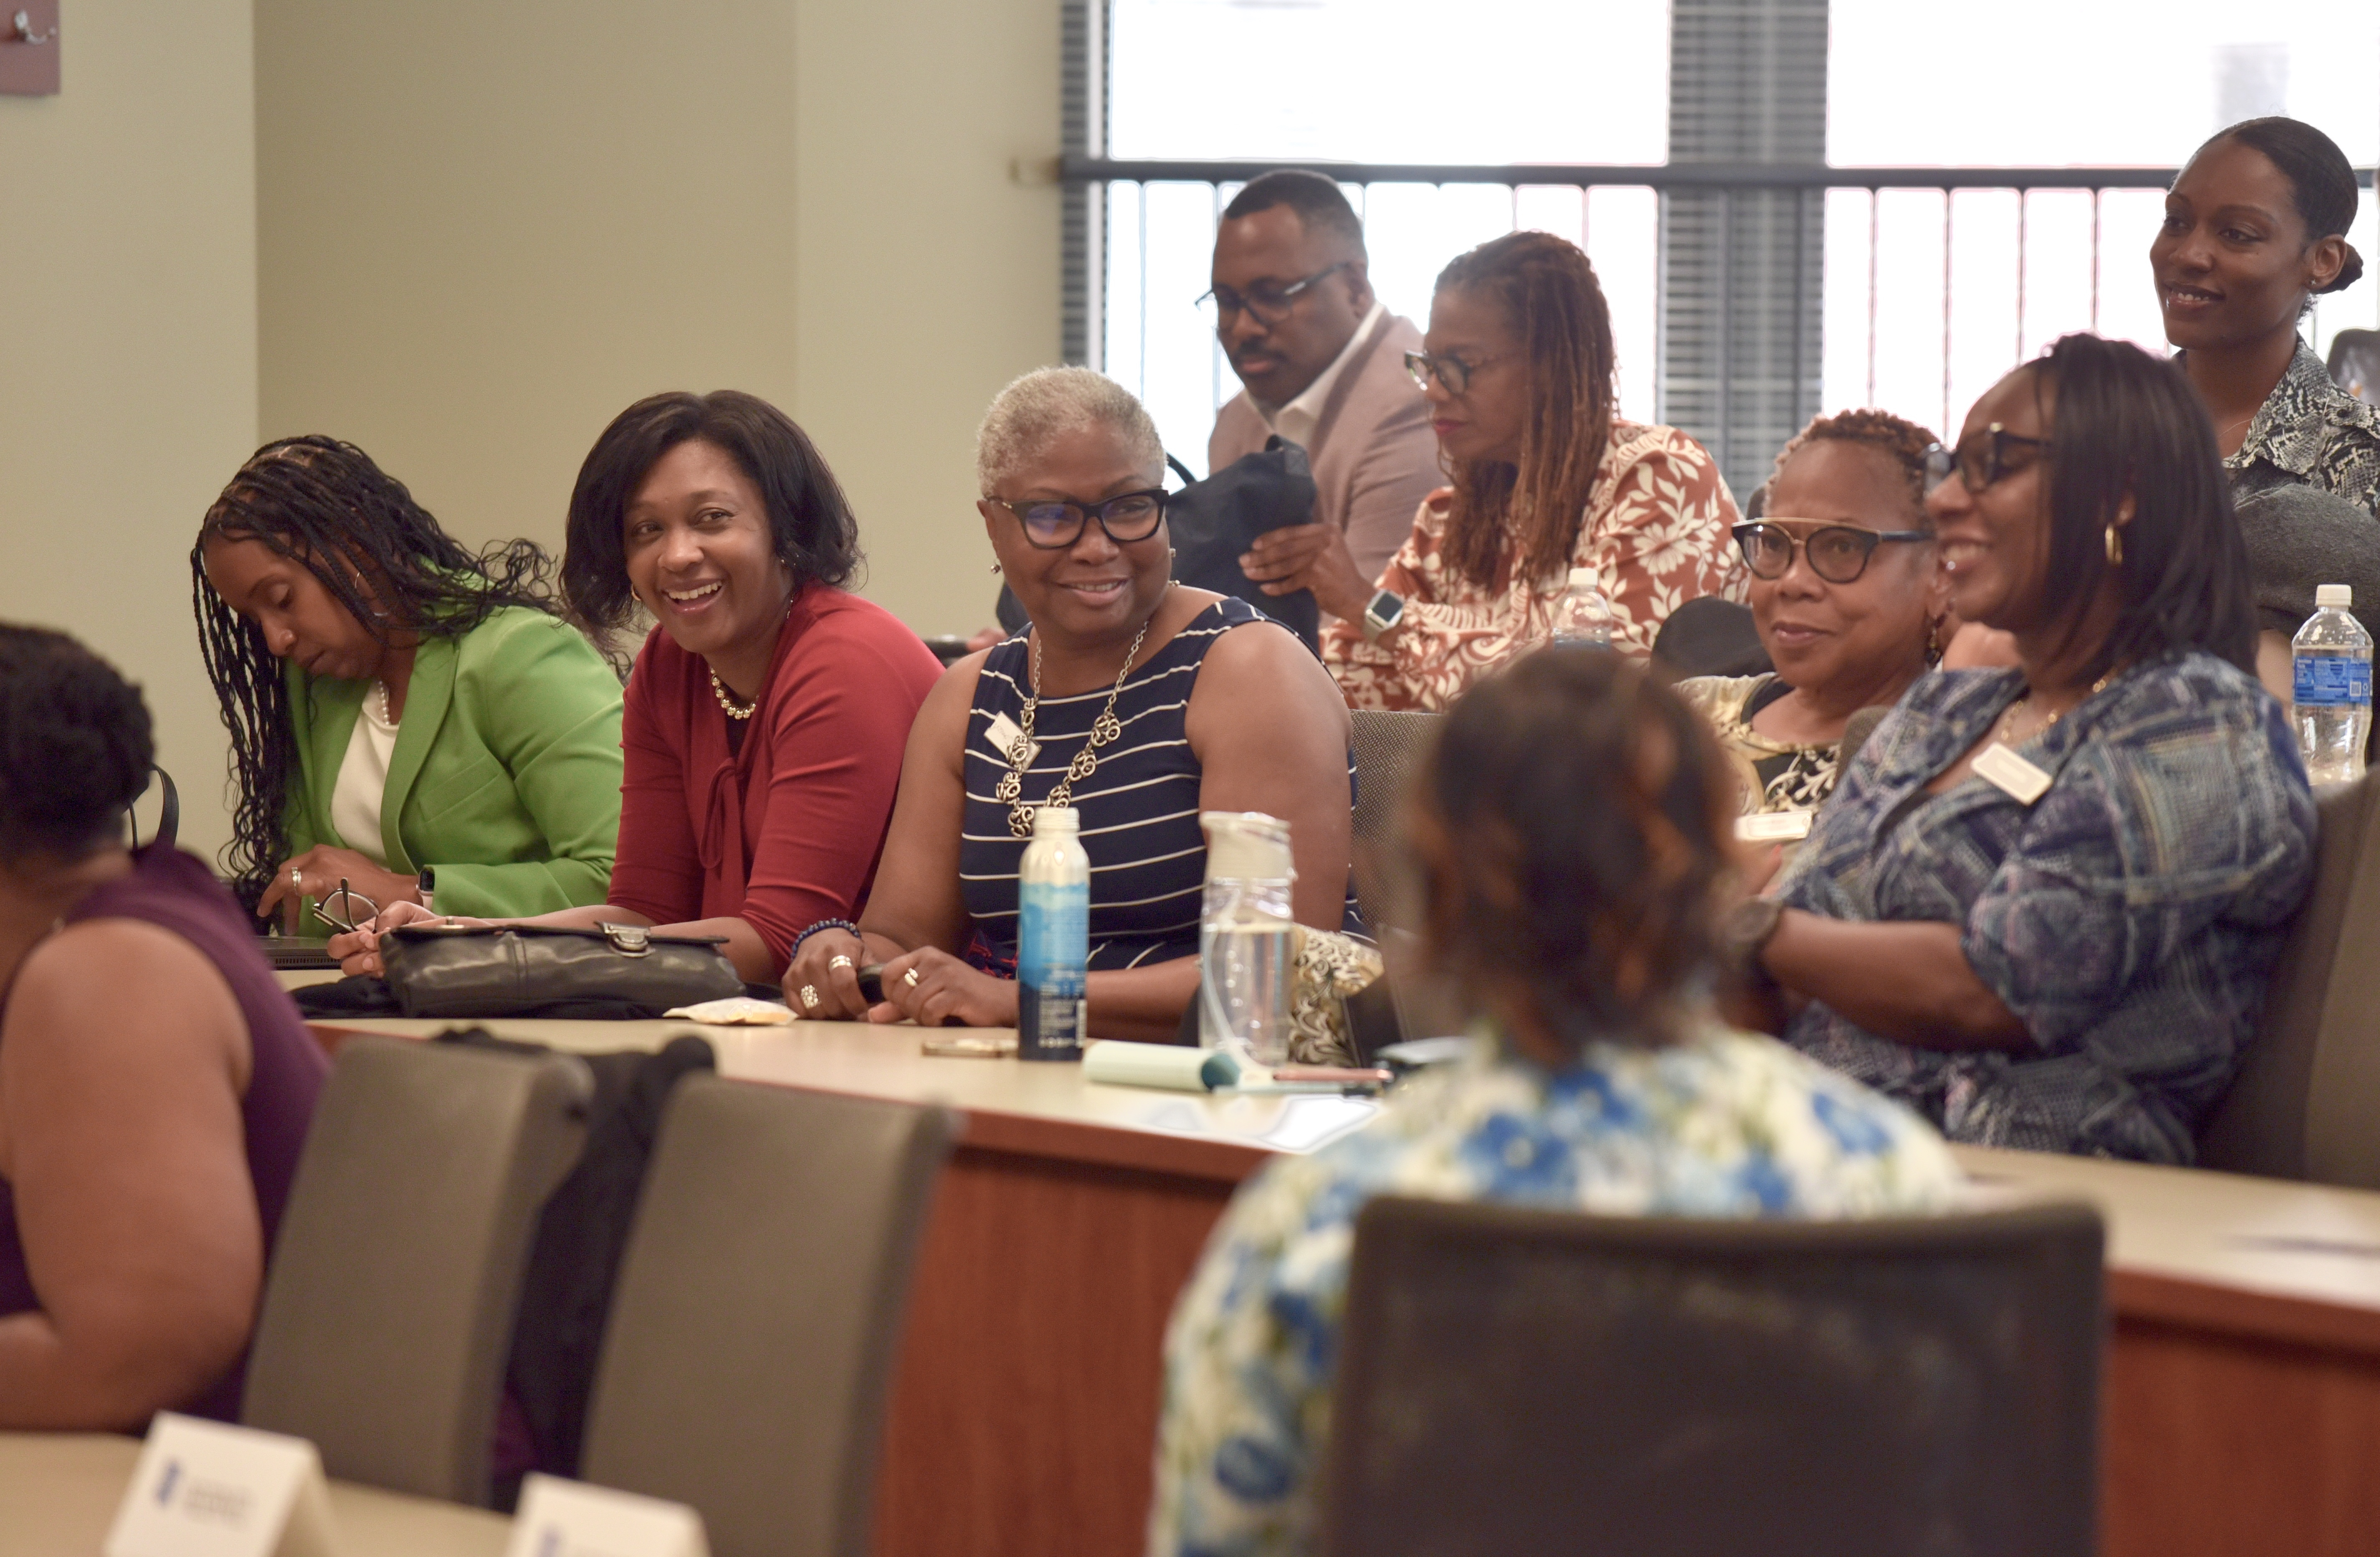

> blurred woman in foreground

[{"left": 1147, "top": 649, "right": 1958, "bottom": 1556}]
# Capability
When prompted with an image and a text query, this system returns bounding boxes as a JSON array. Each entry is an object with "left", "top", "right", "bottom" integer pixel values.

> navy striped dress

[{"left": 961, "top": 596, "right": 1353, "bottom": 972}]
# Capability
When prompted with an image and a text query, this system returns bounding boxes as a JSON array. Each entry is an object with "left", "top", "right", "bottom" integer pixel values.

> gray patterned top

[
  {"left": 1773, "top": 656, "right": 2315, "bottom": 1164},
  {"left": 2224, "top": 338, "right": 2380, "bottom": 516}
]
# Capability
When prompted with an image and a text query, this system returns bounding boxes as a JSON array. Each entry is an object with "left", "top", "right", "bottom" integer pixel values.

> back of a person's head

[
  {"left": 2027, "top": 333, "right": 2258, "bottom": 678},
  {"left": 1219, "top": 170, "right": 1365, "bottom": 258},
  {"left": 0, "top": 626, "right": 153, "bottom": 867},
  {"left": 1403, "top": 648, "right": 1734, "bottom": 1056},
  {"left": 2195, "top": 117, "right": 2364, "bottom": 294}
]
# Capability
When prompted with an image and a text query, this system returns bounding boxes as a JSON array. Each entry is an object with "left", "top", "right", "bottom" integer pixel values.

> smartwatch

[{"left": 1362, "top": 588, "right": 1407, "bottom": 642}]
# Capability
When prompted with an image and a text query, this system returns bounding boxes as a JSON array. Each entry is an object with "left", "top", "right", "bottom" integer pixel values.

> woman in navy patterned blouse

[{"left": 1734, "top": 333, "right": 2317, "bottom": 1163}]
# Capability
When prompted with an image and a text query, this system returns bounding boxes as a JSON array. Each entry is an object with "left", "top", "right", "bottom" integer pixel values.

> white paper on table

[
  {"left": 661, "top": 996, "right": 797, "bottom": 1025},
  {"left": 507, "top": 1473, "right": 710, "bottom": 1557},
  {"left": 105, "top": 1412, "right": 338, "bottom": 1557}
]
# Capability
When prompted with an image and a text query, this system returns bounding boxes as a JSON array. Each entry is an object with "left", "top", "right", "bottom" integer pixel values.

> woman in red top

[{"left": 337, "top": 391, "right": 941, "bottom": 983}]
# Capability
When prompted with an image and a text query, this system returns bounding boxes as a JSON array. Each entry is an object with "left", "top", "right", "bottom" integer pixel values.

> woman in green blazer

[{"left": 195, "top": 437, "right": 624, "bottom": 924}]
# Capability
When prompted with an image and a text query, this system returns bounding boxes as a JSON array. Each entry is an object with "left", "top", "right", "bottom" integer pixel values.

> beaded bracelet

[{"left": 790, "top": 918, "right": 861, "bottom": 960}]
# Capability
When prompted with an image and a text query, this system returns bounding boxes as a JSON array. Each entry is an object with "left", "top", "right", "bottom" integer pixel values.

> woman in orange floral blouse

[{"left": 1242, "top": 230, "right": 1744, "bottom": 709}]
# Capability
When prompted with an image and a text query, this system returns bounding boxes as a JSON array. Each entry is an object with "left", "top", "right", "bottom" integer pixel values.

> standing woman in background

[
  {"left": 1239, "top": 230, "right": 1744, "bottom": 708},
  {"left": 2153, "top": 116, "right": 2380, "bottom": 513},
  {"left": 196, "top": 438, "right": 625, "bottom": 923},
  {"left": 340, "top": 391, "right": 943, "bottom": 985}
]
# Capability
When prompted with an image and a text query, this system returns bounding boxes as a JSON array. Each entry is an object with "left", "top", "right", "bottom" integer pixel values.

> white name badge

[
  {"left": 507, "top": 1474, "right": 710, "bottom": 1557},
  {"left": 1972, "top": 741, "right": 2053, "bottom": 805},
  {"left": 1736, "top": 810, "right": 1814, "bottom": 844},
  {"left": 105, "top": 1413, "right": 338, "bottom": 1557},
  {"left": 984, "top": 711, "right": 1038, "bottom": 766}
]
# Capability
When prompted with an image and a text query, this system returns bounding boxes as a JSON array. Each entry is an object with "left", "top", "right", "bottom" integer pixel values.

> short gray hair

[{"left": 975, "top": 367, "right": 1164, "bottom": 496}]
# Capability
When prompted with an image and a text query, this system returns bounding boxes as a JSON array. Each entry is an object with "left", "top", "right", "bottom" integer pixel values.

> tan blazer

[{"left": 1208, "top": 309, "right": 1443, "bottom": 590}]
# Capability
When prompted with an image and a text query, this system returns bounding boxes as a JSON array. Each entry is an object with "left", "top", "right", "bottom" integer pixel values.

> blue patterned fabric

[
  {"left": 1774, "top": 653, "right": 2316, "bottom": 1163},
  {"left": 1146, "top": 1026, "right": 1960, "bottom": 1557}
]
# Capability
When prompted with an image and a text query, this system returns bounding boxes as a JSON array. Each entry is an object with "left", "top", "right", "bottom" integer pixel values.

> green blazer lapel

[
  {"left": 291, "top": 663, "right": 368, "bottom": 850},
  {"left": 378, "top": 636, "right": 459, "bottom": 872}
]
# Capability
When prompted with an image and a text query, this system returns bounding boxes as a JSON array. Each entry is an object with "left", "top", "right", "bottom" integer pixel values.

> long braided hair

[
  {"left": 192, "top": 436, "right": 563, "bottom": 909},
  {"left": 1433, "top": 232, "right": 1619, "bottom": 592}
]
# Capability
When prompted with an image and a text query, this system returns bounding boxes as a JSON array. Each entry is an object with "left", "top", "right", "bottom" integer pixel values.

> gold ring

[
  {"left": 799, "top": 985, "right": 820, "bottom": 1009},
  {"left": 903, "top": 966, "right": 921, "bottom": 988},
  {"left": 828, "top": 954, "right": 855, "bottom": 971}
]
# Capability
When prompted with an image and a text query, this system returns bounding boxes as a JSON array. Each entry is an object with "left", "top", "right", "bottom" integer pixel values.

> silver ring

[
  {"left": 828, "top": 954, "right": 854, "bottom": 971},
  {"left": 291, "top": 867, "right": 303, "bottom": 887},
  {"left": 799, "top": 984, "right": 820, "bottom": 1010},
  {"left": 903, "top": 966, "right": 921, "bottom": 988}
]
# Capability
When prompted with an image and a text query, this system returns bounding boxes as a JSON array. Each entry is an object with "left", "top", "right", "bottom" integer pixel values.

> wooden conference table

[
  {"left": 304, "top": 1010, "right": 2380, "bottom": 1557},
  {"left": 0, "top": 1431, "right": 509, "bottom": 1557}
]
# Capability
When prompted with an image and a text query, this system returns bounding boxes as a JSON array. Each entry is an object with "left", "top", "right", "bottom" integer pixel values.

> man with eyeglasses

[{"left": 1205, "top": 170, "right": 1442, "bottom": 606}]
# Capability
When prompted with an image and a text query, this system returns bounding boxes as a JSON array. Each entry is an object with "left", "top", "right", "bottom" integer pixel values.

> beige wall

[
  {"left": 0, "top": 1, "right": 260, "bottom": 860},
  {"left": 256, "top": 0, "right": 1062, "bottom": 639}
]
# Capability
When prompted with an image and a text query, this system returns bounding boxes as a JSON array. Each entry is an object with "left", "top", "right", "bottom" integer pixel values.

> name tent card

[
  {"left": 506, "top": 1474, "right": 710, "bottom": 1557},
  {"left": 104, "top": 1412, "right": 338, "bottom": 1557},
  {"left": 1735, "top": 810, "right": 1814, "bottom": 843}
]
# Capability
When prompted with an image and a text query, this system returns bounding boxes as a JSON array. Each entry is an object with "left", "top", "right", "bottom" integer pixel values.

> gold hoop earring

[
  {"left": 2105, "top": 524, "right": 2123, "bottom": 565},
  {"left": 1926, "top": 616, "right": 1945, "bottom": 666}
]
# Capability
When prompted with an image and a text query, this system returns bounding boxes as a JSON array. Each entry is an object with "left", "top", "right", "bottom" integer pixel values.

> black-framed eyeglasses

[
  {"left": 1403, "top": 349, "right": 1504, "bottom": 396},
  {"left": 1926, "top": 425, "right": 2053, "bottom": 494},
  {"left": 986, "top": 488, "right": 1170, "bottom": 550},
  {"left": 1196, "top": 261, "right": 1351, "bottom": 325},
  {"left": 1733, "top": 521, "right": 1933, "bottom": 585},
  {"left": 311, "top": 877, "right": 380, "bottom": 936}
]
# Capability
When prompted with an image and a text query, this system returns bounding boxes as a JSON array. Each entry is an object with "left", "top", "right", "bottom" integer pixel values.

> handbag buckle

[{"left": 599, "top": 922, "right": 653, "bottom": 957}]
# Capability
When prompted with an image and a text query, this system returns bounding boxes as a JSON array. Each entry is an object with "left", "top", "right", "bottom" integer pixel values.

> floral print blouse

[
  {"left": 1323, "top": 421, "right": 1744, "bottom": 710},
  {"left": 1773, "top": 654, "right": 2316, "bottom": 1164},
  {"left": 2222, "top": 337, "right": 2380, "bottom": 516},
  {"left": 1147, "top": 1024, "right": 1962, "bottom": 1557}
]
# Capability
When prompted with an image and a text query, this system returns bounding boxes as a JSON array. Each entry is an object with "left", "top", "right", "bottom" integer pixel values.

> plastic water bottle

[
  {"left": 1198, "top": 811, "right": 1296, "bottom": 1068},
  {"left": 1550, "top": 565, "right": 1613, "bottom": 648},
  {"left": 2293, "top": 584, "right": 2373, "bottom": 786},
  {"left": 1017, "top": 806, "right": 1089, "bottom": 1061}
]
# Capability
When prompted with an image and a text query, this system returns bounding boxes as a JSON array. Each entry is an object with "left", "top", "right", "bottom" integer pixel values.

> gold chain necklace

[
  {"left": 995, "top": 617, "right": 1153, "bottom": 839},
  {"left": 1994, "top": 669, "right": 2115, "bottom": 750},
  {"left": 709, "top": 667, "right": 757, "bottom": 721}
]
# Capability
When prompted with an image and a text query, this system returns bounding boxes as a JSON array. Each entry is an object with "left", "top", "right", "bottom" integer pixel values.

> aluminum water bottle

[
  {"left": 1198, "top": 811, "right": 1296, "bottom": 1067},
  {"left": 1550, "top": 565, "right": 1613, "bottom": 648},
  {"left": 1017, "top": 806, "right": 1089, "bottom": 1061},
  {"left": 2293, "top": 584, "right": 2373, "bottom": 786}
]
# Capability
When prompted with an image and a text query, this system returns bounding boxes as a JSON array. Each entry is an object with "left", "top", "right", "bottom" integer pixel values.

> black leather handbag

[{"left": 379, "top": 921, "right": 744, "bottom": 1019}]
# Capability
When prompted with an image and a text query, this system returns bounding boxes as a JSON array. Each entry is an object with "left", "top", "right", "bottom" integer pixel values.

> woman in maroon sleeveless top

[{"left": 0, "top": 625, "right": 326, "bottom": 1428}]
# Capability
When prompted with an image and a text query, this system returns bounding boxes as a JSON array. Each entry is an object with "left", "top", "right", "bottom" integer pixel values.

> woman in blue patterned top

[
  {"left": 785, "top": 368, "right": 1355, "bottom": 1040},
  {"left": 1147, "top": 649, "right": 1960, "bottom": 1557},
  {"left": 1737, "top": 334, "right": 2317, "bottom": 1164}
]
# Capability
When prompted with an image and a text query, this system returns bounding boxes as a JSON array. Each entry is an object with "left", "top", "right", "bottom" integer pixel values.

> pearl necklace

[
  {"left": 709, "top": 667, "right": 758, "bottom": 721},
  {"left": 375, "top": 680, "right": 397, "bottom": 726},
  {"left": 994, "top": 616, "right": 1154, "bottom": 839}
]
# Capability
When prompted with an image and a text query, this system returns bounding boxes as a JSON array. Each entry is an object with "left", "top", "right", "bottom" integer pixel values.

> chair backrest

[
  {"left": 243, "top": 1036, "right": 592, "bottom": 1506},
  {"left": 1348, "top": 708, "right": 1441, "bottom": 928},
  {"left": 579, "top": 1076, "right": 956, "bottom": 1557},
  {"left": 1322, "top": 1196, "right": 2104, "bottom": 1557},
  {"left": 2200, "top": 773, "right": 2380, "bottom": 1187}
]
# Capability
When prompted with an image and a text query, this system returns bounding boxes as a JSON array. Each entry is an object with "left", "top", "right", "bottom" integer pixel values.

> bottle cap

[
  {"left": 1031, "top": 806, "right": 1079, "bottom": 834},
  {"left": 1200, "top": 810, "right": 1294, "bottom": 881},
  {"left": 2318, "top": 584, "right": 2354, "bottom": 609},
  {"left": 1567, "top": 566, "right": 1598, "bottom": 588}
]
